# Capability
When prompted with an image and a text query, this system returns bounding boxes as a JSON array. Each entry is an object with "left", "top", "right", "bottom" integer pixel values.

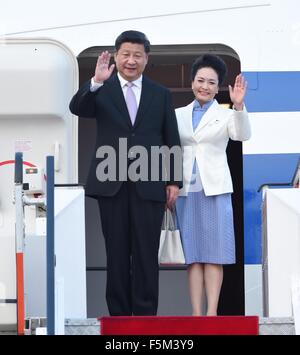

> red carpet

[{"left": 100, "top": 316, "right": 259, "bottom": 335}]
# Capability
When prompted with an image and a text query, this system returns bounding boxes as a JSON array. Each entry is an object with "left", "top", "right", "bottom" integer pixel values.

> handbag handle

[
  {"left": 162, "top": 209, "right": 168, "bottom": 230},
  {"left": 162, "top": 208, "right": 178, "bottom": 231}
]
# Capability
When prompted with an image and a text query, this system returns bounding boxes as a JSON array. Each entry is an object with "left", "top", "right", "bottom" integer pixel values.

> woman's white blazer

[{"left": 175, "top": 100, "right": 251, "bottom": 196}]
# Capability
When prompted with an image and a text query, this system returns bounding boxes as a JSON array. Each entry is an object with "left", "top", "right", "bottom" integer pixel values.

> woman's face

[{"left": 192, "top": 67, "right": 219, "bottom": 106}]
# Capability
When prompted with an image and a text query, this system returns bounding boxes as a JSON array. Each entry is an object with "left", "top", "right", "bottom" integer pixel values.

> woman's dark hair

[
  {"left": 191, "top": 54, "right": 227, "bottom": 85},
  {"left": 115, "top": 30, "right": 151, "bottom": 53}
]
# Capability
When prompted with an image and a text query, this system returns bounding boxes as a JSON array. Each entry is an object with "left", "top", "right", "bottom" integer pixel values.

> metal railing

[{"left": 258, "top": 157, "right": 300, "bottom": 193}]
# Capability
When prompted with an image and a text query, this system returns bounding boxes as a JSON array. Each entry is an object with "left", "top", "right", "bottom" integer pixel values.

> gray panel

[
  {"left": 158, "top": 270, "right": 191, "bottom": 315},
  {"left": 85, "top": 197, "right": 106, "bottom": 267},
  {"left": 86, "top": 270, "right": 109, "bottom": 317},
  {"left": 24, "top": 235, "right": 46, "bottom": 318},
  {"left": 86, "top": 269, "right": 191, "bottom": 317}
]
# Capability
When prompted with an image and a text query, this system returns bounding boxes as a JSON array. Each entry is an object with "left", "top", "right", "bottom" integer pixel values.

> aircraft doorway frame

[{"left": 77, "top": 43, "right": 245, "bottom": 317}]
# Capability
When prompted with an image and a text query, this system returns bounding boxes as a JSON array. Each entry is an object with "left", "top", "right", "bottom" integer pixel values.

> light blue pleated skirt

[{"left": 176, "top": 182, "right": 235, "bottom": 265}]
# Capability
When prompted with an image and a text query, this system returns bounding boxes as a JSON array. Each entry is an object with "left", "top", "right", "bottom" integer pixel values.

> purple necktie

[{"left": 125, "top": 82, "right": 137, "bottom": 125}]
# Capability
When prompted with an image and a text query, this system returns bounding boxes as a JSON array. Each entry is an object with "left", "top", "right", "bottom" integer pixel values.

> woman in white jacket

[{"left": 175, "top": 54, "right": 251, "bottom": 316}]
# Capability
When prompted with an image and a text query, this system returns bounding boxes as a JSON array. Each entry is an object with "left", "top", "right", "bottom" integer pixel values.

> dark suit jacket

[{"left": 69, "top": 74, "right": 182, "bottom": 202}]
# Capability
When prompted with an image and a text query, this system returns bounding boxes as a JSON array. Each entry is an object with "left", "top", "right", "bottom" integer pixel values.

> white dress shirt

[{"left": 90, "top": 73, "right": 142, "bottom": 106}]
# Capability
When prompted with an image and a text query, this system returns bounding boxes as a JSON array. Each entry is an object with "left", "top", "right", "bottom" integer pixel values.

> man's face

[{"left": 114, "top": 42, "right": 148, "bottom": 81}]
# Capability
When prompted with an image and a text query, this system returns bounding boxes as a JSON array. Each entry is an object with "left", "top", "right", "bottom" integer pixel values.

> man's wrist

[
  {"left": 92, "top": 77, "right": 103, "bottom": 85},
  {"left": 90, "top": 77, "right": 104, "bottom": 92}
]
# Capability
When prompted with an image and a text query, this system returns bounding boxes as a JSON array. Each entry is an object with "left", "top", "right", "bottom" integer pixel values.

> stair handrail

[{"left": 257, "top": 156, "right": 300, "bottom": 193}]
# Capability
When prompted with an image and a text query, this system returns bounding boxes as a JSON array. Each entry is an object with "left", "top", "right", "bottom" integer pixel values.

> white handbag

[{"left": 158, "top": 208, "right": 185, "bottom": 265}]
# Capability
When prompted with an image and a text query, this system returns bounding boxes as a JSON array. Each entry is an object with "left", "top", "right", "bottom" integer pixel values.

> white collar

[{"left": 117, "top": 72, "right": 143, "bottom": 89}]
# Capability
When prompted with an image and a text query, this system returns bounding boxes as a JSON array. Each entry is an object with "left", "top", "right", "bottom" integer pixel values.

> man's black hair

[{"left": 115, "top": 30, "right": 150, "bottom": 53}]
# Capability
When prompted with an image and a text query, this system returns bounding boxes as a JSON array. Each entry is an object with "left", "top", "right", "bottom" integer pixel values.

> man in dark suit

[{"left": 69, "top": 30, "right": 182, "bottom": 316}]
